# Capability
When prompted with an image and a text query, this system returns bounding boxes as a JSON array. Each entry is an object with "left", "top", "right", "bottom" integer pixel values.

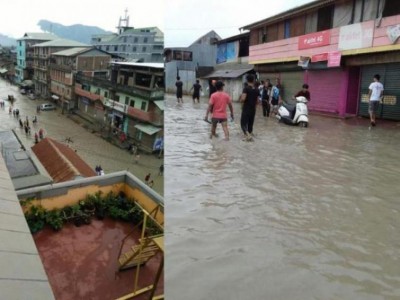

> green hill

[
  {"left": 0, "top": 34, "right": 16, "bottom": 46},
  {"left": 37, "top": 20, "right": 112, "bottom": 44}
]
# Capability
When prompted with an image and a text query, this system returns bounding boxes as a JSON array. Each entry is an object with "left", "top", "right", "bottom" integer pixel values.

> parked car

[{"left": 40, "top": 103, "right": 56, "bottom": 111}]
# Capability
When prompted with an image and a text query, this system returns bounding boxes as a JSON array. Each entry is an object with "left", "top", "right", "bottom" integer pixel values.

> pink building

[{"left": 242, "top": 0, "right": 400, "bottom": 120}]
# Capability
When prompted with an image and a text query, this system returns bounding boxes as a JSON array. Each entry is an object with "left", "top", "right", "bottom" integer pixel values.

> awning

[
  {"left": 153, "top": 100, "right": 164, "bottom": 111},
  {"left": 135, "top": 124, "right": 162, "bottom": 135},
  {"left": 0, "top": 68, "right": 8, "bottom": 74},
  {"left": 202, "top": 67, "right": 253, "bottom": 79},
  {"left": 51, "top": 95, "right": 60, "bottom": 100}
]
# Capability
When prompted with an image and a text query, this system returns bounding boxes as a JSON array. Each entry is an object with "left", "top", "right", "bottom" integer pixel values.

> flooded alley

[{"left": 164, "top": 94, "right": 400, "bottom": 300}]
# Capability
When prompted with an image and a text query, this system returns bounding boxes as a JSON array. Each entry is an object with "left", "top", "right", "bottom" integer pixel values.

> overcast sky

[
  {"left": 165, "top": 0, "right": 315, "bottom": 47},
  {"left": 0, "top": 0, "right": 164, "bottom": 39}
]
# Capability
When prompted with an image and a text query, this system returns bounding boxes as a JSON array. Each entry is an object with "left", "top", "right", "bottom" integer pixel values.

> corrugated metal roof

[
  {"left": 52, "top": 47, "right": 93, "bottom": 56},
  {"left": 112, "top": 61, "right": 164, "bottom": 69},
  {"left": 241, "top": 0, "right": 335, "bottom": 30},
  {"left": 203, "top": 67, "right": 254, "bottom": 79},
  {"left": 32, "top": 138, "right": 96, "bottom": 183},
  {"left": 33, "top": 38, "right": 89, "bottom": 47},
  {"left": 134, "top": 124, "right": 162, "bottom": 135},
  {"left": 20, "top": 32, "right": 58, "bottom": 41},
  {"left": 154, "top": 100, "right": 164, "bottom": 111}
]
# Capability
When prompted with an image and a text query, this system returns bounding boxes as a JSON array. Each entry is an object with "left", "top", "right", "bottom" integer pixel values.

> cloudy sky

[
  {"left": 165, "top": 0, "right": 316, "bottom": 47},
  {"left": 1, "top": 0, "right": 315, "bottom": 46},
  {"left": 0, "top": 0, "right": 164, "bottom": 39}
]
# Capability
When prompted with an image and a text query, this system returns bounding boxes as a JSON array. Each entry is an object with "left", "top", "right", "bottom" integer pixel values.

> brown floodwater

[{"left": 164, "top": 94, "right": 400, "bottom": 300}]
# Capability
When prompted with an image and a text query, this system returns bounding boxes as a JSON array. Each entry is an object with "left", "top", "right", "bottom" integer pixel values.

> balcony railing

[
  {"left": 50, "top": 63, "right": 73, "bottom": 72},
  {"left": 75, "top": 73, "right": 164, "bottom": 100},
  {"left": 75, "top": 85, "right": 101, "bottom": 101}
]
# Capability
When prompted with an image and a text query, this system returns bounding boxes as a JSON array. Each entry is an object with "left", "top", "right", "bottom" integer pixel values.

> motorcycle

[{"left": 276, "top": 96, "right": 309, "bottom": 127}]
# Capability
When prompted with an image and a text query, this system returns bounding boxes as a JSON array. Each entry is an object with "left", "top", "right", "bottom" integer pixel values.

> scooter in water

[{"left": 276, "top": 96, "right": 309, "bottom": 127}]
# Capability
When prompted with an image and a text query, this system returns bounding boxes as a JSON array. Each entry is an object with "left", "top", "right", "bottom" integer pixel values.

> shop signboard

[
  {"left": 338, "top": 21, "right": 374, "bottom": 50},
  {"left": 298, "top": 31, "right": 330, "bottom": 50},
  {"left": 327, "top": 51, "right": 341, "bottom": 67}
]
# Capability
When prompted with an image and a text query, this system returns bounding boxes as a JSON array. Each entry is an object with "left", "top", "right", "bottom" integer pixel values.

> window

[
  {"left": 132, "top": 47, "right": 137, "bottom": 52},
  {"left": 142, "top": 46, "right": 147, "bottom": 52},
  {"left": 144, "top": 37, "right": 148, "bottom": 43},
  {"left": 173, "top": 51, "right": 183, "bottom": 60},
  {"left": 135, "top": 73, "right": 152, "bottom": 88},
  {"left": 141, "top": 102, "right": 146, "bottom": 110},
  {"left": 183, "top": 51, "right": 192, "bottom": 61},
  {"left": 122, "top": 45, "right": 126, "bottom": 52},
  {"left": 115, "top": 95, "right": 120, "bottom": 102},
  {"left": 104, "top": 91, "right": 108, "bottom": 98},
  {"left": 130, "top": 100, "right": 135, "bottom": 107},
  {"left": 106, "top": 46, "right": 109, "bottom": 51},
  {"left": 383, "top": 1, "right": 400, "bottom": 18},
  {"left": 317, "top": 5, "right": 334, "bottom": 31},
  {"left": 258, "top": 27, "right": 267, "bottom": 44},
  {"left": 125, "top": 96, "right": 129, "bottom": 105},
  {"left": 123, "top": 37, "right": 127, "bottom": 43},
  {"left": 114, "top": 45, "right": 118, "bottom": 51},
  {"left": 134, "top": 37, "right": 138, "bottom": 43},
  {"left": 284, "top": 20, "right": 291, "bottom": 39}
]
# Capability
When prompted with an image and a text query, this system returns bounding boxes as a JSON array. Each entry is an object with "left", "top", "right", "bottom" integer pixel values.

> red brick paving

[{"left": 33, "top": 218, "right": 163, "bottom": 300}]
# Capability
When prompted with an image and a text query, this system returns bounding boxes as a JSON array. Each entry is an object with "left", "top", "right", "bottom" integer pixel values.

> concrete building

[
  {"left": 74, "top": 62, "right": 164, "bottom": 153},
  {"left": 242, "top": 0, "right": 400, "bottom": 120},
  {"left": 49, "top": 47, "right": 111, "bottom": 111},
  {"left": 91, "top": 10, "right": 164, "bottom": 63},
  {"left": 164, "top": 31, "right": 221, "bottom": 94},
  {"left": 15, "top": 32, "right": 58, "bottom": 84},
  {"left": 33, "top": 38, "right": 89, "bottom": 99}
]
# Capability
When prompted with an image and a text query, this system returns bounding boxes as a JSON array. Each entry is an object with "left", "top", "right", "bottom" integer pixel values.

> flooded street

[{"left": 165, "top": 94, "right": 400, "bottom": 300}]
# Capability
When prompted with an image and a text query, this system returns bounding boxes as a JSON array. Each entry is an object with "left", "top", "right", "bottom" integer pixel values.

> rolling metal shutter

[
  {"left": 280, "top": 71, "right": 304, "bottom": 104},
  {"left": 359, "top": 64, "right": 400, "bottom": 120},
  {"left": 307, "top": 69, "right": 345, "bottom": 113}
]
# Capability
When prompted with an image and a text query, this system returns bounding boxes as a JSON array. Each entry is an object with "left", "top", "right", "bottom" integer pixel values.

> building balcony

[
  {"left": 75, "top": 73, "right": 163, "bottom": 101},
  {"left": 33, "top": 64, "right": 47, "bottom": 71},
  {"left": 128, "top": 107, "right": 163, "bottom": 125},
  {"left": 75, "top": 84, "right": 101, "bottom": 101},
  {"left": 50, "top": 63, "right": 74, "bottom": 72}
]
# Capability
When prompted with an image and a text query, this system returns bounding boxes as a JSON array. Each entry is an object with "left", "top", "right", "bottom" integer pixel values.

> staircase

[{"left": 118, "top": 237, "right": 160, "bottom": 270}]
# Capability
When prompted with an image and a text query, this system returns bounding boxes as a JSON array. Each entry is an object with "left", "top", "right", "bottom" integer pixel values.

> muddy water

[{"left": 165, "top": 94, "right": 400, "bottom": 300}]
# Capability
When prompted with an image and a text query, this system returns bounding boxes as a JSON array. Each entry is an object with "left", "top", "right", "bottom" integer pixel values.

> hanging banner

[
  {"left": 298, "top": 56, "right": 310, "bottom": 68},
  {"left": 311, "top": 53, "right": 328, "bottom": 62},
  {"left": 387, "top": 24, "right": 400, "bottom": 44},
  {"left": 216, "top": 44, "right": 227, "bottom": 64},
  {"left": 298, "top": 31, "right": 330, "bottom": 50},
  {"left": 327, "top": 51, "right": 341, "bottom": 67},
  {"left": 338, "top": 21, "right": 374, "bottom": 50}
]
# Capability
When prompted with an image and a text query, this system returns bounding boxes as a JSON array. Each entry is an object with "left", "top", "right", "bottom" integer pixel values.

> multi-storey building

[
  {"left": 33, "top": 38, "right": 89, "bottom": 98},
  {"left": 91, "top": 11, "right": 163, "bottom": 63},
  {"left": 15, "top": 32, "right": 57, "bottom": 84},
  {"left": 49, "top": 47, "right": 111, "bottom": 111},
  {"left": 164, "top": 31, "right": 221, "bottom": 94},
  {"left": 242, "top": 0, "right": 400, "bottom": 120},
  {"left": 74, "top": 62, "right": 164, "bottom": 152}
]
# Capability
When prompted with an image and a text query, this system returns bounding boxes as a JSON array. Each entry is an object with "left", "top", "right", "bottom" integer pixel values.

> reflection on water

[{"left": 165, "top": 95, "right": 400, "bottom": 300}]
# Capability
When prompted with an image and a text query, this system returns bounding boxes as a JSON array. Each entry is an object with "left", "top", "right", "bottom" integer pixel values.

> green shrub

[
  {"left": 45, "top": 209, "right": 63, "bottom": 231},
  {"left": 25, "top": 205, "right": 47, "bottom": 234}
]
